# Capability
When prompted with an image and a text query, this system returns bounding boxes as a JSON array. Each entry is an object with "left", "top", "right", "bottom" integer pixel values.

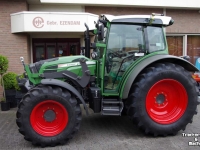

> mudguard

[
  {"left": 121, "top": 54, "right": 198, "bottom": 99},
  {"left": 41, "top": 79, "right": 89, "bottom": 115}
]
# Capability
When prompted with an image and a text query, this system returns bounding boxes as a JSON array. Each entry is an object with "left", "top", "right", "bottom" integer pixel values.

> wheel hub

[
  {"left": 44, "top": 110, "right": 56, "bottom": 122},
  {"left": 30, "top": 100, "right": 69, "bottom": 136},
  {"left": 146, "top": 79, "right": 188, "bottom": 124},
  {"left": 156, "top": 94, "right": 165, "bottom": 104}
]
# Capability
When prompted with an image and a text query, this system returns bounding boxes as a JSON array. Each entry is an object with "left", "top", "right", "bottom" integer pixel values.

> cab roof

[{"left": 101, "top": 14, "right": 173, "bottom": 26}]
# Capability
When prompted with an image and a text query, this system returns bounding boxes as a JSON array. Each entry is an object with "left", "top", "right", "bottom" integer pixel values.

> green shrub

[
  {"left": 0, "top": 97, "right": 5, "bottom": 102},
  {"left": 0, "top": 55, "right": 8, "bottom": 75},
  {"left": 18, "top": 74, "right": 24, "bottom": 79},
  {"left": 2, "top": 72, "right": 20, "bottom": 90}
]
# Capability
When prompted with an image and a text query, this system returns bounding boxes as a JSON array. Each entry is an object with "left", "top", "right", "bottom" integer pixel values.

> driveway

[{"left": 0, "top": 105, "right": 200, "bottom": 150}]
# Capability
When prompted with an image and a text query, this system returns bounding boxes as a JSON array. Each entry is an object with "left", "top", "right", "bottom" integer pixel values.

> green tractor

[{"left": 16, "top": 13, "right": 199, "bottom": 147}]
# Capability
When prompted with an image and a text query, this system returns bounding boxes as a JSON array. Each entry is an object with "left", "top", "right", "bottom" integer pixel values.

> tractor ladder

[{"left": 101, "top": 98, "right": 124, "bottom": 116}]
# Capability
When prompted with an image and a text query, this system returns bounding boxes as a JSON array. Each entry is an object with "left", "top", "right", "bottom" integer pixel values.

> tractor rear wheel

[
  {"left": 16, "top": 85, "right": 81, "bottom": 147},
  {"left": 126, "top": 62, "right": 199, "bottom": 136}
]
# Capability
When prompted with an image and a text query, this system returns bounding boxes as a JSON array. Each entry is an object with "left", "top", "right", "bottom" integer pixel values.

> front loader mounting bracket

[{"left": 41, "top": 58, "right": 91, "bottom": 88}]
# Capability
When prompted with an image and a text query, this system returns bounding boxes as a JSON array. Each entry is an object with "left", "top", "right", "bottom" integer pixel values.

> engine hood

[{"left": 29, "top": 55, "right": 96, "bottom": 76}]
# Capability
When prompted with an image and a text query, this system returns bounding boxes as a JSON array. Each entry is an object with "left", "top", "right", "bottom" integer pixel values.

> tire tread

[
  {"left": 126, "top": 62, "right": 199, "bottom": 136},
  {"left": 16, "top": 85, "right": 82, "bottom": 147}
]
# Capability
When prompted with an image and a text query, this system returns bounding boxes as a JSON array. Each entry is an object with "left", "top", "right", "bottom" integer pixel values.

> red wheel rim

[
  {"left": 146, "top": 79, "right": 188, "bottom": 124},
  {"left": 30, "top": 100, "right": 68, "bottom": 136}
]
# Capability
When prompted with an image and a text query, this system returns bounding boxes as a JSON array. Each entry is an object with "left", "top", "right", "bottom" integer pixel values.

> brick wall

[
  {"left": 0, "top": 0, "right": 29, "bottom": 97},
  {"left": 85, "top": 6, "right": 163, "bottom": 16},
  {"left": 166, "top": 9, "right": 200, "bottom": 33},
  {"left": 0, "top": 0, "right": 29, "bottom": 73},
  {"left": 86, "top": 6, "right": 200, "bottom": 34}
]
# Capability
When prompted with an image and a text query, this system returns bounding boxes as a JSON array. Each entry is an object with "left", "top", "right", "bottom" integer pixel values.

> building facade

[{"left": 1, "top": 0, "right": 200, "bottom": 84}]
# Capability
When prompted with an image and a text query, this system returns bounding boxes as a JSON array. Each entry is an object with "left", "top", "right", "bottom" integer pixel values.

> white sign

[{"left": 11, "top": 11, "right": 98, "bottom": 33}]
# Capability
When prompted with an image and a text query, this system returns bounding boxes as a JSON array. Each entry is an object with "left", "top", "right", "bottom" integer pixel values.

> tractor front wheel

[
  {"left": 16, "top": 85, "right": 81, "bottom": 147},
  {"left": 126, "top": 63, "right": 199, "bottom": 136}
]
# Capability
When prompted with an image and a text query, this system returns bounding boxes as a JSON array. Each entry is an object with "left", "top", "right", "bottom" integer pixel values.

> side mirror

[{"left": 98, "top": 24, "right": 104, "bottom": 41}]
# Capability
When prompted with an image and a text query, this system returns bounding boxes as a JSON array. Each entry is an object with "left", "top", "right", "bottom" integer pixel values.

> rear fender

[
  {"left": 120, "top": 54, "right": 198, "bottom": 99},
  {"left": 41, "top": 79, "right": 88, "bottom": 115}
]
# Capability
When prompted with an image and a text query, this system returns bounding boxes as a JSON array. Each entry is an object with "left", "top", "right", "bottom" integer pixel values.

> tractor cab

[{"left": 91, "top": 14, "right": 174, "bottom": 93}]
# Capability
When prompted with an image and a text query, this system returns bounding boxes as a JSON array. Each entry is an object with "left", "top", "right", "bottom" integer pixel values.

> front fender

[
  {"left": 120, "top": 54, "right": 198, "bottom": 99},
  {"left": 41, "top": 79, "right": 88, "bottom": 115}
]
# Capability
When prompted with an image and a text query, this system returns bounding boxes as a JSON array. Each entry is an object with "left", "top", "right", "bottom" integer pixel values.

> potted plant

[
  {"left": 0, "top": 54, "right": 9, "bottom": 111},
  {"left": 2, "top": 72, "right": 19, "bottom": 108},
  {"left": 0, "top": 97, "right": 10, "bottom": 111},
  {"left": 15, "top": 74, "right": 26, "bottom": 106}
]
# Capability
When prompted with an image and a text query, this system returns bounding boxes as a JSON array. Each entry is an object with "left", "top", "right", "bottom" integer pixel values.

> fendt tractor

[{"left": 16, "top": 13, "right": 200, "bottom": 147}]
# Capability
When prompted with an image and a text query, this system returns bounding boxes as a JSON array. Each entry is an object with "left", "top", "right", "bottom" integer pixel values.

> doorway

[{"left": 32, "top": 38, "right": 80, "bottom": 62}]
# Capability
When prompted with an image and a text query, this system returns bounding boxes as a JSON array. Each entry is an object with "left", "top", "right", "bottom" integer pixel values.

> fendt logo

[{"left": 32, "top": 17, "right": 44, "bottom": 28}]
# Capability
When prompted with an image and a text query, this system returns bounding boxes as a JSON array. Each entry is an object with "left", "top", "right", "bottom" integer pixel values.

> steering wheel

[{"left": 106, "top": 50, "right": 126, "bottom": 73}]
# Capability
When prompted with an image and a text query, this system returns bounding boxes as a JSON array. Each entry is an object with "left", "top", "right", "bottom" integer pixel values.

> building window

[
  {"left": 187, "top": 35, "right": 200, "bottom": 65},
  {"left": 32, "top": 38, "right": 80, "bottom": 62},
  {"left": 166, "top": 36, "right": 183, "bottom": 56}
]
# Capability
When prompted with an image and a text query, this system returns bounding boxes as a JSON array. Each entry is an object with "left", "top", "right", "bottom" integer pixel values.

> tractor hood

[{"left": 28, "top": 55, "right": 96, "bottom": 75}]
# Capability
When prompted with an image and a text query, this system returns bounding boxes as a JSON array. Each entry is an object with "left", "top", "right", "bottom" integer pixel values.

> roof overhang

[
  {"left": 39, "top": 0, "right": 200, "bottom": 9},
  {"left": 10, "top": 11, "right": 98, "bottom": 33}
]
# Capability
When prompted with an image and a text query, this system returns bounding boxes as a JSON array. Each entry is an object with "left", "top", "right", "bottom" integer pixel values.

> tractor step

[
  {"left": 103, "top": 100, "right": 120, "bottom": 104},
  {"left": 102, "top": 111, "right": 121, "bottom": 116},
  {"left": 101, "top": 99, "right": 123, "bottom": 116},
  {"left": 103, "top": 106, "right": 120, "bottom": 111}
]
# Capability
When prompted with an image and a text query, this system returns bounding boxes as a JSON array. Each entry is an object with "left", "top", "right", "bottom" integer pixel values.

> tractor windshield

[{"left": 107, "top": 24, "right": 145, "bottom": 52}]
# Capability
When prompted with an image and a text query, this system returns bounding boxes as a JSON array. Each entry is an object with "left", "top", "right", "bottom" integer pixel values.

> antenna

[{"left": 149, "top": 13, "right": 164, "bottom": 25}]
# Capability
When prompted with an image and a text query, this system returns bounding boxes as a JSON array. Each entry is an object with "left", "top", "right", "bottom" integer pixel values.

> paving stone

[{"left": 0, "top": 105, "right": 199, "bottom": 150}]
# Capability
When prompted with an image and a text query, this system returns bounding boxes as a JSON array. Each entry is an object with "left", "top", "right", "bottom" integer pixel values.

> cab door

[{"left": 103, "top": 24, "right": 145, "bottom": 94}]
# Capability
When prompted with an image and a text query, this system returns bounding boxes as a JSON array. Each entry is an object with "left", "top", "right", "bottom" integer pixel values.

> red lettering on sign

[{"left": 60, "top": 21, "right": 80, "bottom": 25}]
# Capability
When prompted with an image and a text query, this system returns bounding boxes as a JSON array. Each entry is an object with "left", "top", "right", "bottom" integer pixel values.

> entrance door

[
  {"left": 57, "top": 43, "right": 68, "bottom": 57},
  {"left": 33, "top": 38, "right": 80, "bottom": 62},
  {"left": 46, "top": 43, "right": 56, "bottom": 59},
  {"left": 35, "top": 44, "right": 45, "bottom": 62},
  {"left": 69, "top": 43, "right": 79, "bottom": 56}
]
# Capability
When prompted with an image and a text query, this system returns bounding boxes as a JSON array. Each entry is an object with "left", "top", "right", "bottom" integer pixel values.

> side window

[{"left": 147, "top": 27, "right": 165, "bottom": 52}]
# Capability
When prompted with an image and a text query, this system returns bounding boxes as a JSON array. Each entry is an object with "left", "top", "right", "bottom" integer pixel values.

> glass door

[
  {"left": 46, "top": 43, "right": 56, "bottom": 59},
  {"left": 69, "top": 43, "right": 80, "bottom": 56},
  {"left": 34, "top": 44, "right": 45, "bottom": 62},
  {"left": 57, "top": 43, "right": 68, "bottom": 57}
]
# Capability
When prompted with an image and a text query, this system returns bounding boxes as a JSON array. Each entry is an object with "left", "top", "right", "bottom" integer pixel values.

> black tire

[
  {"left": 16, "top": 85, "right": 82, "bottom": 147},
  {"left": 126, "top": 62, "right": 199, "bottom": 136}
]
